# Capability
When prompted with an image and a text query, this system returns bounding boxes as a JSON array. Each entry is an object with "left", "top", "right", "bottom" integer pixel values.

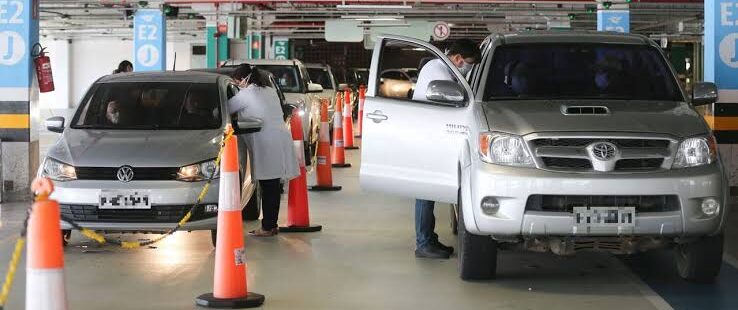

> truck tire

[
  {"left": 675, "top": 234, "right": 724, "bottom": 282},
  {"left": 458, "top": 192, "right": 497, "bottom": 281}
]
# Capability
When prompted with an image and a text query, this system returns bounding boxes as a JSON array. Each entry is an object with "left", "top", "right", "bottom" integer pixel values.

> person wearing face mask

[
  {"left": 410, "top": 39, "right": 480, "bottom": 259},
  {"left": 228, "top": 65, "right": 300, "bottom": 236}
]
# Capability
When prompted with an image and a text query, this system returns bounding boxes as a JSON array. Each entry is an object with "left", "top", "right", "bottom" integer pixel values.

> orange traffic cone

[
  {"left": 332, "top": 92, "right": 351, "bottom": 168},
  {"left": 343, "top": 88, "right": 359, "bottom": 150},
  {"left": 309, "top": 99, "right": 342, "bottom": 192},
  {"left": 280, "top": 109, "right": 323, "bottom": 232},
  {"left": 196, "top": 128, "right": 265, "bottom": 308},
  {"left": 355, "top": 85, "right": 366, "bottom": 138},
  {"left": 26, "top": 177, "right": 68, "bottom": 310}
]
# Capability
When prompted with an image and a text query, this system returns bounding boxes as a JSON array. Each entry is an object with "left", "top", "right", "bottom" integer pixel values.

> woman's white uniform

[{"left": 228, "top": 84, "right": 299, "bottom": 181}]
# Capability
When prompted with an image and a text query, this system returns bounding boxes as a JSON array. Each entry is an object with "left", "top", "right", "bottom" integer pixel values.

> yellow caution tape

[{"left": 178, "top": 211, "right": 193, "bottom": 227}]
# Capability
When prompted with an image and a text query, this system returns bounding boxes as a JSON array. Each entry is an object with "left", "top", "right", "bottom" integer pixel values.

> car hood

[
  {"left": 284, "top": 93, "right": 308, "bottom": 105},
  {"left": 481, "top": 100, "right": 710, "bottom": 138},
  {"left": 46, "top": 129, "right": 223, "bottom": 167}
]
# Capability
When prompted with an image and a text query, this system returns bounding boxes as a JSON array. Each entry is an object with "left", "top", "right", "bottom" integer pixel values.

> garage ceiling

[{"left": 39, "top": 1, "right": 705, "bottom": 42}]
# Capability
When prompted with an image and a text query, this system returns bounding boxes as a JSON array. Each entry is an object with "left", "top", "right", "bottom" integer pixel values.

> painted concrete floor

[{"left": 2, "top": 139, "right": 738, "bottom": 310}]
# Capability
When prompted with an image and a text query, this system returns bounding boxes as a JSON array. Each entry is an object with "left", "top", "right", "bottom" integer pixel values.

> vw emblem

[
  {"left": 590, "top": 142, "right": 617, "bottom": 161},
  {"left": 116, "top": 166, "right": 134, "bottom": 182}
]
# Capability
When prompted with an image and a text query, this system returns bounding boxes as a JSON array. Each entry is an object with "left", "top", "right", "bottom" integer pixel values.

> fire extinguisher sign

[
  {"left": 0, "top": 0, "right": 36, "bottom": 88},
  {"left": 133, "top": 9, "right": 166, "bottom": 72}
]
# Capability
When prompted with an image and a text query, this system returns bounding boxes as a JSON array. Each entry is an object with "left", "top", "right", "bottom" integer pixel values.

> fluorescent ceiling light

[
  {"left": 356, "top": 17, "right": 403, "bottom": 21},
  {"left": 357, "top": 23, "right": 410, "bottom": 28},
  {"left": 336, "top": 4, "right": 412, "bottom": 10},
  {"left": 341, "top": 15, "right": 404, "bottom": 21}
]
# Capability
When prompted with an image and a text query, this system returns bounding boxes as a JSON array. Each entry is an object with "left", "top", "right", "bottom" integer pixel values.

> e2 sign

[
  {"left": 706, "top": 1, "right": 738, "bottom": 90},
  {"left": 134, "top": 9, "right": 166, "bottom": 72},
  {"left": 0, "top": 0, "right": 34, "bottom": 88}
]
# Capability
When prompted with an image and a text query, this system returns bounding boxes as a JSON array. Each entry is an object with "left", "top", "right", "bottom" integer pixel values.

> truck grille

[
  {"left": 531, "top": 137, "right": 673, "bottom": 172},
  {"left": 60, "top": 204, "right": 213, "bottom": 223},
  {"left": 525, "top": 195, "right": 680, "bottom": 213},
  {"left": 75, "top": 167, "right": 179, "bottom": 181}
]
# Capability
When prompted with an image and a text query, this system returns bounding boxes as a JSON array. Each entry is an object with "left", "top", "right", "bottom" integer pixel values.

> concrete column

[
  {"left": 705, "top": 1, "right": 738, "bottom": 190},
  {"left": 134, "top": 8, "right": 167, "bottom": 71},
  {"left": 596, "top": 2, "right": 630, "bottom": 33},
  {"left": 206, "top": 25, "right": 229, "bottom": 68},
  {"left": 0, "top": 0, "right": 40, "bottom": 201}
]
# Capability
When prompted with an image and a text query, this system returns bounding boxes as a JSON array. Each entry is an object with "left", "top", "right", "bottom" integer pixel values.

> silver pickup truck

[{"left": 360, "top": 32, "right": 728, "bottom": 282}]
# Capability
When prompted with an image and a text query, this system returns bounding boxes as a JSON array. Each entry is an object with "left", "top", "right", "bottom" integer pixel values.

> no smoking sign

[{"left": 432, "top": 21, "right": 450, "bottom": 41}]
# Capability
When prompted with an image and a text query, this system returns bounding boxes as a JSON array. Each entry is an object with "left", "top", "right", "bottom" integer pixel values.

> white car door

[{"left": 360, "top": 35, "right": 474, "bottom": 204}]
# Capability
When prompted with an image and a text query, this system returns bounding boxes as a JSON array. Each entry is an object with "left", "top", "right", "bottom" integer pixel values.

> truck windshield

[
  {"left": 484, "top": 44, "right": 683, "bottom": 102},
  {"left": 72, "top": 82, "right": 221, "bottom": 130}
]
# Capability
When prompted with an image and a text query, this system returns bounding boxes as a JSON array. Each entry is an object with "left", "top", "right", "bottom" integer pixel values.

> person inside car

[
  {"left": 179, "top": 91, "right": 215, "bottom": 128},
  {"left": 105, "top": 101, "right": 123, "bottom": 125},
  {"left": 228, "top": 65, "right": 300, "bottom": 237},
  {"left": 411, "top": 39, "right": 481, "bottom": 259}
]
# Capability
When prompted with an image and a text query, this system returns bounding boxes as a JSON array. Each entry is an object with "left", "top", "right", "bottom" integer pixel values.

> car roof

[
  {"left": 305, "top": 63, "right": 330, "bottom": 69},
  {"left": 226, "top": 59, "right": 302, "bottom": 66},
  {"left": 97, "top": 71, "right": 222, "bottom": 83},
  {"left": 494, "top": 31, "right": 652, "bottom": 45}
]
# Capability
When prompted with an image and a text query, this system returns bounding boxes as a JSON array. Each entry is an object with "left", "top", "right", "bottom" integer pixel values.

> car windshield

[
  {"left": 307, "top": 68, "right": 334, "bottom": 90},
  {"left": 484, "top": 44, "right": 683, "bottom": 101},
  {"left": 255, "top": 65, "right": 302, "bottom": 93},
  {"left": 72, "top": 82, "right": 221, "bottom": 130}
]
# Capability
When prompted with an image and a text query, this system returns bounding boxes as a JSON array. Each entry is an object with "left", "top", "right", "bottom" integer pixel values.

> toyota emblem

[
  {"left": 590, "top": 142, "right": 617, "bottom": 161},
  {"left": 116, "top": 166, "right": 134, "bottom": 182}
]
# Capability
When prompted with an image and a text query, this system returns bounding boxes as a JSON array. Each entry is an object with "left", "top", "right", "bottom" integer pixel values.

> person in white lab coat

[
  {"left": 228, "top": 64, "right": 300, "bottom": 237},
  {"left": 412, "top": 39, "right": 480, "bottom": 259}
]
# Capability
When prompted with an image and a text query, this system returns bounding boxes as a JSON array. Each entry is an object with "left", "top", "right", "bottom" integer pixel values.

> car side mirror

[
  {"left": 426, "top": 80, "right": 466, "bottom": 107},
  {"left": 233, "top": 117, "right": 263, "bottom": 134},
  {"left": 308, "top": 83, "right": 324, "bottom": 93},
  {"left": 45, "top": 116, "right": 65, "bottom": 133},
  {"left": 692, "top": 82, "right": 718, "bottom": 106},
  {"left": 338, "top": 83, "right": 349, "bottom": 91}
]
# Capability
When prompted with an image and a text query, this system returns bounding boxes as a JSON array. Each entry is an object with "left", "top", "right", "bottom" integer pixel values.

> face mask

[
  {"left": 279, "top": 78, "right": 287, "bottom": 86},
  {"left": 109, "top": 112, "right": 120, "bottom": 124},
  {"left": 458, "top": 61, "right": 473, "bottom": 76}
]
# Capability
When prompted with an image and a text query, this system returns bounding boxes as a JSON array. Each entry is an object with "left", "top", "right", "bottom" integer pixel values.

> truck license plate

[
  {"left": 99, "top": 190, "right": 151, "bottom": 209},
  {"left": 573, "top": 206, "right": 635, "bottom": 228}
]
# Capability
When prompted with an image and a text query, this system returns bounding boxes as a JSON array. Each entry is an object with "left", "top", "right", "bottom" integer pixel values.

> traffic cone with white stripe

[
  {"left": 196, "top": 128, "right": 265, "bottom": 308},
  {"left": 355, "top": 85, "right": 366, "bottom": 138},
  {"left": 309, "top": 98, "right": 342, "bottom": 192},
  {"left": 26, "top": 177, "right": 68, "bottom": 310},
  {"left": 343, "top": 88, "right": 359, "bottom": 150},
  {"left": 280, "top": 109, "right": 323, "bottom": 232},
  {"left": 332, "top": 92, "right": 351, "bottom": 168}
]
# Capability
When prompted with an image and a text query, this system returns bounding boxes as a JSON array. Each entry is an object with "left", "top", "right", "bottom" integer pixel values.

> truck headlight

[
  {"left": 41, "top": 158, "right": 77, "bottom": 181},
  {"left": 479, "top": 132, "right": 534, "bottom": 167},
  {"left": 673, "top": 136, "right": 717, "bottom": 168},
  {"left": 177, "top": 159, "right": 219, "bottom": 182},
  {"left": 294, "top": 99, "right": 306, "bottom": 117}
]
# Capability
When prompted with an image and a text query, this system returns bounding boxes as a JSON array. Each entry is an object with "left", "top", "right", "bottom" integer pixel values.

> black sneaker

[
  {"left": 415, "top": 244, "right": 451, "bottom": 259},
  {"left": 433, "top": 240, "right": 454, "bottom": 255}
]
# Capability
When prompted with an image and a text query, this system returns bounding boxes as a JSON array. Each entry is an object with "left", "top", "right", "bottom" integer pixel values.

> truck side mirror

[
  {"left": 426, "top": 80, "right": 466, "bottom": 107},
  {"left": 233, "top": 117, "right": 263, "bottom": 134},
  {"left": 692, "top": 82, "right": 718, "bottom": 106}
]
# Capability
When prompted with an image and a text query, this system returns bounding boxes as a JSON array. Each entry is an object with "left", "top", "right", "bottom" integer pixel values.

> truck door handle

[{"left": 366, "top": 111, "right": 388, "bottom": 123}]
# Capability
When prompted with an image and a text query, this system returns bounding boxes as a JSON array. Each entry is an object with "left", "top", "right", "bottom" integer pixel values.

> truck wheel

[
  {"left": 210, "top": 229, "right": 217, "bottom": 247},
  {"left": 450, "top": 204, "right": 458, "bottom": 236},
  {"left": 458, "top": 193, "right": 497, "bottom": 281},
  {"left": 675, "top": 234, "right": 723, "bottom": 282}
]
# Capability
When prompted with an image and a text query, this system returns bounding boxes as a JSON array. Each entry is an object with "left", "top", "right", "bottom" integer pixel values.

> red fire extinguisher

[{"left": 32, "top": 43, "right": 55, "bottom": 93}]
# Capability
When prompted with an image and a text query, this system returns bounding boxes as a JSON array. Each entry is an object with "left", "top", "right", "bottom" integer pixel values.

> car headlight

[
  {"left": 673, "top": 136, "right": 717, "bottom": 168},
  {"left": 42, "top": 158, "right": 77, "bottom": 181},
  {"left": 294, "top": 99, "right": 306, "bottom": 117},
  {"left": 479, "top": 132, "right": 534, "bottom": 167},
  {"left": 177, "top": 159, "right": 219, "bottom": 182}
]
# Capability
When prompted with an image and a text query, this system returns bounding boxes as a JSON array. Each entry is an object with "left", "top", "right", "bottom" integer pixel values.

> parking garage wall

[{"left": 35, "top": 39, "right": 192, "bottom": 117}]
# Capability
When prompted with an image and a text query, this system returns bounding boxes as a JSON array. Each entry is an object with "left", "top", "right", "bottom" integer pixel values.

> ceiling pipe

[{"left": 165, "top": 0, "right": 701, "bottom": 4}]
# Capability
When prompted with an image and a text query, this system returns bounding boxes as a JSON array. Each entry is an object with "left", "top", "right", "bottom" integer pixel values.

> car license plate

[
  {"left": 573, "top": 206, "right": 635, "bottom": 228},
  {"left": 99, "top": 190, "right": 151, "bottom": 209}
]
